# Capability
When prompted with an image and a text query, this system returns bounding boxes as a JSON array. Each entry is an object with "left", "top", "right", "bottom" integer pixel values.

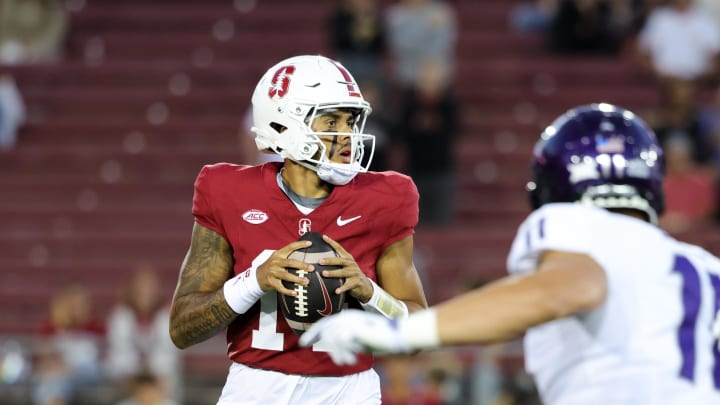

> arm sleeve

[{"left": 192, "top": 165, "right": 226, "bottom": 237}]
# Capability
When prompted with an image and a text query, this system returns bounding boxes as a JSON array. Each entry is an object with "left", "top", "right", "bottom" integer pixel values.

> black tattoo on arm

[{"left": 169, "top": 223, "right": 237, "bottom": 349}]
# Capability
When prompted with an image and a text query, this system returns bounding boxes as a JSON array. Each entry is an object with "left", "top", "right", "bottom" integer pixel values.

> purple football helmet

[{"left": 528, "top": 103, "right": 664, "bottom": 223}]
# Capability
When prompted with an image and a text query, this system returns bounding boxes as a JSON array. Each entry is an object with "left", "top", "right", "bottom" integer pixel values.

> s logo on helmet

[{"left": 268, "top": 65, "right": 295, "bottom": 99}]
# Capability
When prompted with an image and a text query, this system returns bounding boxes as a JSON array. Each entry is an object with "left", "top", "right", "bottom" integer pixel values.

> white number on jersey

[{"left": 672, "top": 254, "right": 720, "bottom": 388}]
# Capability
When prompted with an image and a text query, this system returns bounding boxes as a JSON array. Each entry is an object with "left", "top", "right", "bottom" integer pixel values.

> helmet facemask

[{"left": 301, "top": 105, "right": 375, "bottom": 185}]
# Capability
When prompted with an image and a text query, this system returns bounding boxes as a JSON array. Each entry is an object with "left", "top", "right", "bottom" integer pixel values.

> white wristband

[
  {"left": 360, "top": 279, "right": 409, "bottom": 319},
  {"left": 400, "top": 308, "right": 440, "bottom": 350},
  {"left": 223, "top": 267, "right": 264, "bottom": 314}
]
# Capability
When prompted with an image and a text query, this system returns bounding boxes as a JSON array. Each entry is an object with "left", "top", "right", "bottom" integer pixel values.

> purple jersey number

[{"left": 673, "top": 254, "right": 720, "bottom": 389}]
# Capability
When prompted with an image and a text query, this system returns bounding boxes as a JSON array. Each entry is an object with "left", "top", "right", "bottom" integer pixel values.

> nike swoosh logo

[
  {"left": 316, "top": 272, "right": 333, "bottom": 317},
  {"left": 336, "top": 215, "right": 362, "bottom": 226}
]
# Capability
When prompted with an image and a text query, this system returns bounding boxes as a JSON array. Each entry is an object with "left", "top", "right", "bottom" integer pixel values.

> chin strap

[{"left": 316, "top": 162, "right": 361, "bottom": 186}]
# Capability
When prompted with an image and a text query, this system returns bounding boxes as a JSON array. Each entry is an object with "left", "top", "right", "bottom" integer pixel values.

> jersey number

[
  {"left": 248, "top": 250, "right": 335, "bottom": 352},
  {"left": 673, "top": 254, "right": 720, "bottom": 389}
]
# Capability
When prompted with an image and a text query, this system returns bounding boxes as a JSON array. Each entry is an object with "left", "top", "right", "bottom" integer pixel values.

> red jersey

[{"left": 192, "top": 162, "right": 419, "bottom": 376}]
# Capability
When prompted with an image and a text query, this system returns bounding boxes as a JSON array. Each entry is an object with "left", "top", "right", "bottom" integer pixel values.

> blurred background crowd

[{"left": 2, "top": 0, "right": 720, "bottom": 404}]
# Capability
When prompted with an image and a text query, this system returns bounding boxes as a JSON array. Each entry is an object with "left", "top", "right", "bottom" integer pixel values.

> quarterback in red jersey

[{"left": 169, "top": 55, "right": 428, "bottom": 404}]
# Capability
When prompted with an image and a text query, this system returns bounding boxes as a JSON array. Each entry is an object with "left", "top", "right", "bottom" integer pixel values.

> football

[{"left": 278, "top": 231, "right": 346, "bottom": 335}]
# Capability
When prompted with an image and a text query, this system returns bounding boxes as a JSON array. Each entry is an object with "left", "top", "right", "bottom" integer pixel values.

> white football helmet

[{"left": 251, "top": 55, "right": 376, "bottom": 185}]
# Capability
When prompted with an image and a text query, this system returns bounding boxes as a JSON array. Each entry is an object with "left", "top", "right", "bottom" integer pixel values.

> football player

[
  {"left": 168, "top": 55, "right": 428, "bottom": 404},
  {"left": 301, "top": 103, "right": 720, "bottom": 404}
]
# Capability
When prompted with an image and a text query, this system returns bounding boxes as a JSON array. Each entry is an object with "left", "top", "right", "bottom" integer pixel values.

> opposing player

[
  {"left": 301, "top": 103, "right": 720, "bottom": 403},
  {"left": 169, "top": 55, "right": 428, "bottom": 404}
]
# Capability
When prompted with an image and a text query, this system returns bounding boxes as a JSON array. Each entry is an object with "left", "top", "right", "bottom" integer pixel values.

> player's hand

[
  {"left": 255, "top": 240, "right": 314, "bottom": 296},
  {"left": 299, "top": 309, "right": 412, "bottom": 365},
  {"left": 318, "top": 235, "right": 374, "bottom": 302}
]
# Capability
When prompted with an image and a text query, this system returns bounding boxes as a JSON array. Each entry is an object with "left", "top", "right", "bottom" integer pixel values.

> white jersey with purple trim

[{"left": 507, "top": 203, "right": 720, "bottom": 405}]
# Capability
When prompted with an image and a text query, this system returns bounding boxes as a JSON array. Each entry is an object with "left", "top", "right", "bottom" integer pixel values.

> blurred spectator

[
  {"left": 359, "top": 79, "right": 392, "bottom": 171},
  {"left": 378, "top": 351, "right": 466, "bottom": 405},
  {"left": 105, "top": 267, "right": 181, "bottom": 400},
  {"left": 660, "top": 135, "right": 717, "bottom": 233},
  {"left": 497, "top": 370, "right": 542, "bottom": 405},
  {"left": 0, "top": 0, "right": 68, "bottom": 64},
  {"left": 421, "top": 351, "right": 465, "bottom": 405},
  {"left": 0, "top": 340, "right": 31, "bottom": 386},
  {"left": 379, "top": 356, "right": 413, "bottom": 404},
  {"left": 468, "top": 346, "right": 505, "bottom": 405},
  {"left": 626, "top": 0, "right": 664, "bottom": 33},
  {"left": 239, "top": 106, "right": 283, "bottom": 165},
  {"left": 699, "top": 87, "right": 720, "bottom": 166},
  {"left": 33, "top": 284, "right": 105, "bottom": 405},
  {"left": 510, "top": 0, "right": 558, "bottom": 34},
  {"left": 0, "top": 75, "right": 26, "bottom": 150},
  {"left": 652, "top": 77, "right": 714, "bottom": 165},
  {"left": 385, "top": 0, "right": 457, "bottom": 91},
  {"left": 545, "top": 0, "right": 635, "bottom": 55},
  {"left": 637, "top": 0, "right": 720, "bottom": 163},
  {"left": 379, "top": 356, "right": 439, "bottom": 405},
  {"left": 393, "top": 58, "right": 459, "bottom": 226},
  {"left": 328, "top": 0, "right": 386, "bottom": 83},
  {"left": 637, "top": 0, "right": 720, "bottom": 81},
  {"left": 696, "top": 0, "right": 720, "bottom": 25},
  {"left": 384, "top": 0, "right": 458, "bottom": 225},
  {"left": 115, "top": 371, "right": 178, "bottom": 405}
]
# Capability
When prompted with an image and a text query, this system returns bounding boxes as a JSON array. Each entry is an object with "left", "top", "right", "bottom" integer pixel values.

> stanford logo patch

[
  {"left": 242, "top": 209, "right": 268, "bottom": 224},
  {"left": 298, "top": 218, "right": 311, "bottom": 235},
  {"left": 268, "top": 65, "right": 295, "bottom": 99}
]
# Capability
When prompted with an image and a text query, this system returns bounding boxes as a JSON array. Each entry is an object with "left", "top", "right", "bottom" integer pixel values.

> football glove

[{"left": 299, "top": 309, "right": 412, "bottom": 365}]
